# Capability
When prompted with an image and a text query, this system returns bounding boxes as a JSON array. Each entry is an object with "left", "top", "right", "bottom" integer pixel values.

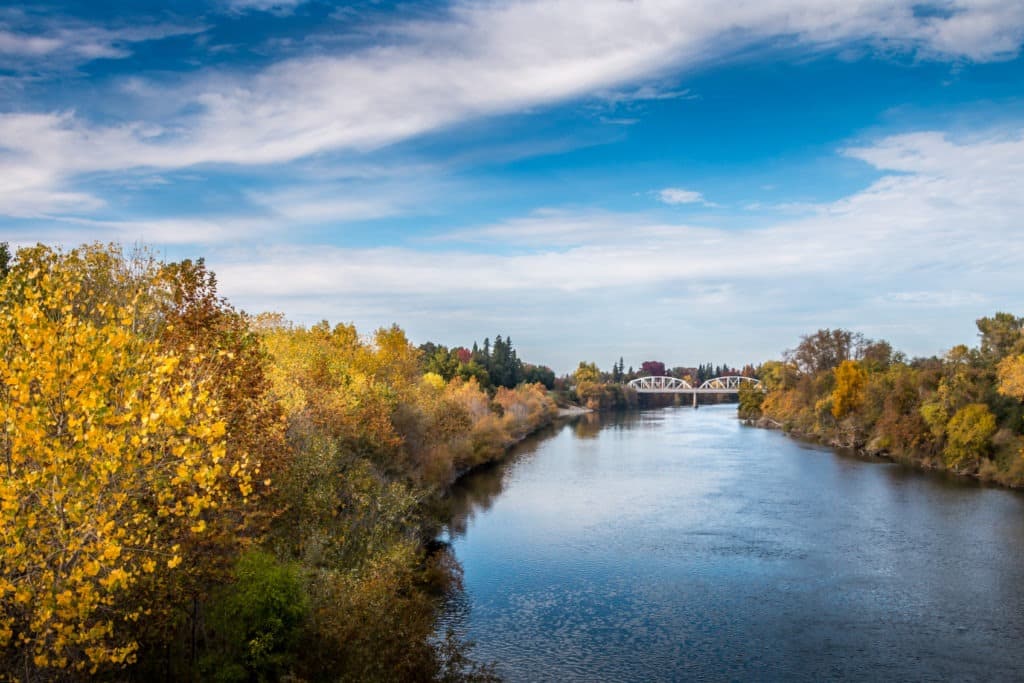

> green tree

[
  {"left": 977, "top": 312, "right": 1024, "bottom": 363},
  {"left": 737, "top": 381, "right": 765, "bottom": 420},
  {"left": 426, "top": 346, "right": 459, "bottom": 381},
  {"left": 0, "top": 242, "right": 10, "bottom": 279}
]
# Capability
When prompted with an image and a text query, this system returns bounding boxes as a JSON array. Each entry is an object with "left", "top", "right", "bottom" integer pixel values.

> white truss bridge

[{"left": 626, "top": 375, "right": 761, "bottom": 395}]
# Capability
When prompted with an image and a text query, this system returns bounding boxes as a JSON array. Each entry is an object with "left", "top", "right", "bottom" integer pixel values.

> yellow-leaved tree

[
  {"left": 0, "top": 245, "right": 255, "bottom": 679},
  {"left": 997, "top": 355, "right": 1024, "bottom": 401},
  {"left": 830, "top": 360, "right": 868, "bottom": 419}
]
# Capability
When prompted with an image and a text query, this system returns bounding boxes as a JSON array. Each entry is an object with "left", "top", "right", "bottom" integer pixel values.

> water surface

[{"left": 440, "top": 405, "right": 1024, "bottom": 681}]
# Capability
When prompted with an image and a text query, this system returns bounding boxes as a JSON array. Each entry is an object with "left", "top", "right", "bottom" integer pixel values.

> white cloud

[
  {"left": 598, "top": 85, "right": 696, "bottom": 104},
  {"left": 0, "top": 19, "right": 204, "bottom": 66},
  {"left": 193, "top": 126, "right": 1024, "bottom": 368},
  {"left": 657, "top": 188, "right": 706, "bottom": 205},
  {"left": 3, "top": 215, "right": 277, "bottom": 246},
  {"left": 242, "top": 125, "right": 1023, "bottom": 290},
  {"left": 247, "top": 189, "right": 402, "bottom": 224},
  {"left": 4, "top": 0, "right": 1024, "bottom": 217},
  {"left": 0, "top": 30, "right": 62, "bottom": 56},
  {"left": 873, "top": 291, "right": 987, "bottom": 307},
  {"left": 223, "top": 0, "right": 307, "bottom": 13}
]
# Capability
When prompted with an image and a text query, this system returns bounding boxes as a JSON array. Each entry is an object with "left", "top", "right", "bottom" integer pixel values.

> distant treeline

[
  {"left": 564, "top": 357, "right": 758, "bottom": 411},
  {"left": 602, "top": 358, "right": 757, "bottom": 385},
  {"left": 740, "top": 318, "right": 1024, "bottom": 486},
  {"left": 419, "top": 335, "right": 556, "bottom": 389}
]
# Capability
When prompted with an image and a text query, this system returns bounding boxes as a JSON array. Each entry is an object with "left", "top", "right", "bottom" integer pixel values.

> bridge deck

[{"left": 632, "top": 387, "right": 745, "bottom": 394}]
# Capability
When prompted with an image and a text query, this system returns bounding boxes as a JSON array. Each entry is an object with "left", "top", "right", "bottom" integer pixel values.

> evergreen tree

[{"left": 0, "top": 242, "right": 9, "bottom": 279}]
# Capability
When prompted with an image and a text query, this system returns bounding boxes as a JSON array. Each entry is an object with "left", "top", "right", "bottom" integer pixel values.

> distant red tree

[
  {"left": 454, "top": 347, "right": 472, "bottom": 363},
  {"left": 640, "top": 360, "right": 666, "bottom": 376}
]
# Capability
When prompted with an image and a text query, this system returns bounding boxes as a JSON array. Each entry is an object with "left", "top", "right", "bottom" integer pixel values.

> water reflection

[
  {"left": 570, "top": 412, "right": 602, "bottom": 439},
  {"left": 439, "top": 405, "right": 1024, "bottom": 682}
]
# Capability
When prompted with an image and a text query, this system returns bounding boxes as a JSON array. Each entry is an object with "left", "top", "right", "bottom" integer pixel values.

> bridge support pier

[{"left": 692, "top": 392, "right": 697, "bottom": 408}]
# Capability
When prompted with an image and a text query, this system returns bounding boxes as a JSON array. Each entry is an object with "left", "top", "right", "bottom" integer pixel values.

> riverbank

[
  {"left": 742, "top": 318, "right": 1024, "bottom": 492},
  {"left": 443, "top": 398, "right": 561, "bottom": 487},
  {"left": 745, "top": 414, "right": 1024, "bottom": 489},
  {"left": 557, "top": 404, "right": 593, "bottom": 417}
]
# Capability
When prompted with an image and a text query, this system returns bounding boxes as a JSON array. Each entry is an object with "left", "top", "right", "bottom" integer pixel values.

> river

[{"left": 438, "top": 405, "right": 1024, "bottom": 681}]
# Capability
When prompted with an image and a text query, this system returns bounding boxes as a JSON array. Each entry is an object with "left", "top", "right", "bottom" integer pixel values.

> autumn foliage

[
  {"left": 0, "top": 241, "right": 554, "bottom": 681},
  {"left": 753, "top": 314, "right": 1024, "bottom": 484},
  {"left": 0, "top": 245, "right": 271, "bottom": 678}
]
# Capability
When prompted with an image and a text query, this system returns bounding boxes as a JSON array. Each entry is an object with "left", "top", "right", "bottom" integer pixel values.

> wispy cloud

[
  {"left": 246, "top": 186, "right": 409, "bottom": 224},
  {"left": 4, "top": 0, "right": 1024, "bottom": 217},
  {"left": 657, "top": 188, "right": 706, "bottom": 205},
  {"left": 223, "top": 0, "right": 308, "bottom": 14},
  {"left": 598, "top": 84, "right": 697, "bottom": 104},
  {"left": 0, "top": 13, "right": 204, "bottom": 69}
]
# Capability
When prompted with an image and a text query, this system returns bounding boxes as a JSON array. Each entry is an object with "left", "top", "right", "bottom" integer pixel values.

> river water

[{"left": 438, "top": 405, "right": 1024, "bottom": 681}]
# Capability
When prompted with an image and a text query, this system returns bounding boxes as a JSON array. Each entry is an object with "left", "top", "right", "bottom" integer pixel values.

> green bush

[{"left": 202, "top": 549, "right": 309, "bottom": 683}]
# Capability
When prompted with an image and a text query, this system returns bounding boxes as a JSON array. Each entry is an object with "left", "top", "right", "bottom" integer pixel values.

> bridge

[{"left": 626, "top": 375, "right": 762, "bottom": 407}]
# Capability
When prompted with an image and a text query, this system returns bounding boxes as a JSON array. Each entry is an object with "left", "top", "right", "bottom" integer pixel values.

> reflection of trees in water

[
  {"left": 439, "top": 422, "right": 561, "bottom": 539},
  {"left": 636, "top": 393, "right": 739, "bottom": 408},
  {"left": 572, "top": 412, "right": 603, "bottom": 439},
  {"left": 440, "top": 411, "right": 657, "bottom": 538},
  {"left": 437, "top": 409, "right": 683, "bottom": 539},
  {"left": 443, "top": 462, "right": 509, "bottom": 537}
]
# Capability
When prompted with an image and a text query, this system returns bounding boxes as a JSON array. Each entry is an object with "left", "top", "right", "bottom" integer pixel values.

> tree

[
  {"left": 758, "top": 360, "right": 796, "bottom": 392},
  {"left": 0, "top": 242, "right": 10, "bottom": 279},
  {"left": 830, "top": 360, "right": 868, "bottom": 419},
  {"left": 998, "top": 354, "right": 1024, "bottom": 400},
  {"left": 523, "top": 364, "right": 555, "bottom": 389},
  {"left": 860, "top": 340, "right": 895, "bottom": 371},
  {"left": 943, "top": 403, "right": 997, "bottom": 470},
  {"left": 977, "top": 312, "right": 1024, "bottom": 363},
  {"left": 426, "top": 346, "right": 459, "bottom": 381},
  {"left": 202, "top": 550, "right": 309, "bottom": 682},
  {"left": 0, "top": 245, "right": 256, "bottom": 677},
  {"left": 457, "top": 360, "right": 491, "bottom": 387},
  {"left": 640, "top": 360, "right": 666, "bottom": 377},
  {"left": 737, "top": 381, "right": 764, "bottom": 420},
  {"left": 139, "top": 257, "right": 286, "bottom": 670},
  {"left": 786, "top": 328, "right": 864, "bottom": 375},
  {"left": 573, "top": 361, "right": 600, "bottom": 385}
]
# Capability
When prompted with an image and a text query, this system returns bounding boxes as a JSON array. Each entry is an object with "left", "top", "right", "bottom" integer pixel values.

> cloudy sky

[{"left": 2, "top": 0, "right": 1023, "bottom": 372}]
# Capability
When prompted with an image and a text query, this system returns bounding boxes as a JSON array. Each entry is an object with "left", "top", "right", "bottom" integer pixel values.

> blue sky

[{"left": 2, "top": 0, "right": 1024, "bottom": 372}]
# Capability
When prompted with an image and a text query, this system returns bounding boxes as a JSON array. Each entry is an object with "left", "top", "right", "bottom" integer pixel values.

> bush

[{"left": 203, "top": 550, "right": 309, "bottom": 683}]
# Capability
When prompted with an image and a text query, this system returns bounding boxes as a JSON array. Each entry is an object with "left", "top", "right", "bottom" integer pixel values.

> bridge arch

[
  {"left": 626, "top": 375, "right": 761, "bottom": 393},
  {"left": 698, "top": 376, "right": 762, "bottom": 390},
  {"left": 626, "top": 376, "right": 693, "bottom": 392}
]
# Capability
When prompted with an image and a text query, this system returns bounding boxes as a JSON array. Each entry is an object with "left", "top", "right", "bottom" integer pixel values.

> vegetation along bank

[
  {"left": 0, "top": 242, "right": 560, "bottom": 682},
  {"left": 738, "top": 320, "right": 1024, "bottom": 487}
]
